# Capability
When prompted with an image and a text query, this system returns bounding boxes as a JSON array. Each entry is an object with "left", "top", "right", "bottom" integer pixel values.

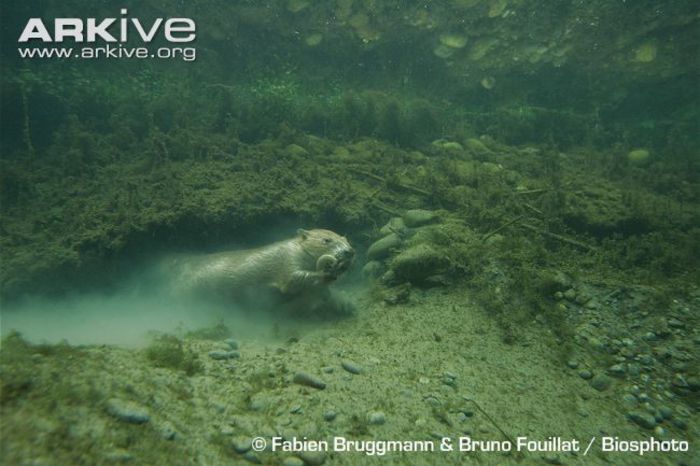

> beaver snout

[
  {"left": 334, "top": 247, "right": 355, "bottom": 272},
  {"left": 340, "top": 248, "right": 355, "bottom": 260}
]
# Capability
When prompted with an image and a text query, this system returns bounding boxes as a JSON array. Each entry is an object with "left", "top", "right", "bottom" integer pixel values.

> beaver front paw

[{"left": 316, "top": 254, "right": 339, "bottom": 275}]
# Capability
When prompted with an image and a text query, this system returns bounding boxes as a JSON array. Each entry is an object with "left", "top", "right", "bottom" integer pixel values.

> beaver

[{"left": 171, "top": 229, "right": 354, "bottom": 304}]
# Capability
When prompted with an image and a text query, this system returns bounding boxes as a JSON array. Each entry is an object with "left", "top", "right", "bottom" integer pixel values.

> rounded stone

[
  {"left": 224, "top": 338, "right": 239, "bottom": 350},
  {"left": 367, "top": 233, "right": 402, "bottom": 260},
  {"left": 293, "top": 372, "right": 326, "bottom": 390},
  {"left": 627, "top": 411, "right": 657, "bottom": 429},
  {"left": 341, "top": 360, "right": 363, "bottom": 375},
  {"left": 403, "top": 209, "right": 437, "bottom": 227},
  {"left": 590, "top": 374, "right": 613, "bottom": 391},
  {"left": 367, "top": 411, "right": 386, "bottom": 425},
  {"left": 106, "top": 398, "right": 150, "bottom": 424},
  {"left": 282, "top": 457, "right": 305, "bottom": 466}
]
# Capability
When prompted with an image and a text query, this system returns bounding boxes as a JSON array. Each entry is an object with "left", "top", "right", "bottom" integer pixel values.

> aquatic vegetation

[
  {"left": 0, "top": 1, "right": 698, "bottom": 464},
  {"left": 144, "top": 334, "right": 203, "bottom": 376}
]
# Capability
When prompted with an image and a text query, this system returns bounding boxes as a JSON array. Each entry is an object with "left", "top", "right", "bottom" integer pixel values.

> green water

[{"left": 0, "top": 1, "right": 698, "bottom": 465}]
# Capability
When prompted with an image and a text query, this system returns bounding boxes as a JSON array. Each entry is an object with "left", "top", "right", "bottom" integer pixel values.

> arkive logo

[
  {"left": 18, "top": 9, "right": 196, "bottom": 43},
  {"left": 17, "top": 9, "right": 197, "bottom": 61}
]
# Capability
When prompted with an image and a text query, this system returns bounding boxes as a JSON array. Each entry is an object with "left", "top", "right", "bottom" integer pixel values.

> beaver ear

[{"left": 297, "top": 228, "right": 309, "bottom": 240}]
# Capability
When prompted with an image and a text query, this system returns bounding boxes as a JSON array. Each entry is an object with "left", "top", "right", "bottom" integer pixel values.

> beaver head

[{"left": 297, "top": 228, "right": 354, "bottom": 276}]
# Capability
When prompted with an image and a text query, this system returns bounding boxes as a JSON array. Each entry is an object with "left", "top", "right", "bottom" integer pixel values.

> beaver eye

[{"left": 323, "top": 238, "right": 332, "bottom": 244}]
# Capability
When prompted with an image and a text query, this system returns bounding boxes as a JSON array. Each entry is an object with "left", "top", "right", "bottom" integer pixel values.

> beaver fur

[{"left": 170, "top": 229, "right": 354, "bottom": 304}]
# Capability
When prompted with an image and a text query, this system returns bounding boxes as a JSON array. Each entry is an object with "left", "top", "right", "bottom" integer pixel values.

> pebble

[
  {"left": 658, "top": 406, "right": 673, "bottom": 419},
  {"left": 543, "top": 453, "right": 562, "bottom": 465},
  {"left": 607, "top": 364, "right": 626, "bottom": 377},
  {"left": 224, "top": 338, "right": 239, "bottom": 350},
  {"left": 293, "top": 372, "right": 326, "bottom": 390},
  {"left": 590, "top": 374, "right": 613, "bottom": 391},
  {"left": 672, "top": 418, "right": 688, "bottom": 430},
  {"left": 298, "top": 450, "right": 326, "bottom": 466},
  {"left": 627, "top": 411, "right": 657, "bottom": 429},
  {"left": 367, "top": 411, "right": 386, "bottom": 425},
  {"left": 282, "top": 457, "right": 305, "bottom": 466},
  {"left": 341, "top": 360, "right": 363, "bottom": 375},
  {"left": 209, "top": 350, "right": 240, "bottom": 360},
  {"left": 242, "top": 452, "right": 261, "bottom": 464},
  {"left": 567, "top": 360, "right": 579, "bottom": 369},
  {"left": 621, "top": 394, "right": 638, "bottom": 408},
  {"left": 323, "top": 410, "right": 337, "bottom": 422},
  {"left": 159, "top": 421, "right": 177, "bottom": 440},
  {"left": 106, "top": 398, "right": 150, "bottom": 424},
  {"left": 578, "top": 369, "right": 593, "bottom": 380},
  {"left": 105, "top": 449, "right": 133, "bottom": 462},
  {"left": 232, "top": 437, "right": 252, "bottom": 454}
]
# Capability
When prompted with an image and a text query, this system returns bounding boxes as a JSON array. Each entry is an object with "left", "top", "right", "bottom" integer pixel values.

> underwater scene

[{"left": 0, "top": 0, "right": 698, "bottom": 465}]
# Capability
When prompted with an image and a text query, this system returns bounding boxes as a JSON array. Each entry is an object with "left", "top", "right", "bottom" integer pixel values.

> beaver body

[{"left": 171, "top": 229, "right": 354, "bottom": 303}]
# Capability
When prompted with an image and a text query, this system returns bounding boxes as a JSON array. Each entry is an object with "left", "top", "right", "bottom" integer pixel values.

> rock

[
  {"left": 298, "top": 451, "right": 326, "bottom": 466},
  {"left": 232, "top": 437, "right": 252, "bottom": 454},
  {"left": 439, "top": 33, "right": 468, "bottom": 49},
  {"left": 323, "top": 410, "right": 337, "bottom": 422},
  {"left": 224, "top": 338, "right": 239, "bottom": 350},
  {"left": 379, "top": 217, "right": 406, "bottom": 236},
  {"left": 431, "top": 139, "right": 463, "bottom": 152},
  {"left": 341, "top": 361, "right": 363, "bottom": 375},
  {"left": 621, "top": 394, "right": 638, "bottom": 408},
  {"left": 361, "top": 261, "right": 384, "bottom": 279},
  {"left": 627, "top": 363, "right": 641, "bottom": 377},
  {"left": 367, "top": 233, "right": 402, "bottom": 260},
  {"left": 465, "top": 138, "right": 492, "bottom": 155},
  {"left": 658, "top": 406, "right": 673, "bottom": 420},
  {"left": 282, "top": 457, "right": 305, "bottom": 466},
  {"left": 566, "top": 360, "right": 579, "bottom": 369},
  {"left": 367, "top": 411, "right": 386, "bottom": 425},
  {"left": 578, "top": 370, "right": 593, "bottom": 380},
  {"left": 209, "top": 350, "right": 240, "bottom": 360},
  {"left": 627, "top": 148, "right": 650, "bottom": 165},
  {"left": 390, "top": 244, "right": 448, "bottom": 283},
  {"left": 671, "top": 374, "right": 690, "bottom": 389},
  {"left": 590, "top": 374, "right": 613, "bottom": 391},
  {"left": 672, "top": 418, "right": 688, "bottom": 430},
  {"left": 242, "top": 452, "right": 262, "bottom": 464},
  {"left": 293, "top": 372, "right": 326, "bottom": 390},
  {"left": 159, "top": 421, "right": 177, "bottom": 440},
  {"left": 106, "top": 398, "right": 150, "bottom": 424},
  {"left": 105, "top": 449, "right": 134, "bottom": 462},
  {"left": 403, "top": 209, "right": 437, "bottom": 227},
  {"left": 667, "top": 318, "right": 684, "bottom": 329},
  {"left": 542, "top": 453, "right": 562, "bottom": 465},
  {"left": 285, "top": 144, "right": 309, "bottom": 157},
  {"left": 607, "top": 364, "right": 626, "bottom": 378},
  {"left": 627, "top": 411, "right": 657, "bottom": 429}
]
